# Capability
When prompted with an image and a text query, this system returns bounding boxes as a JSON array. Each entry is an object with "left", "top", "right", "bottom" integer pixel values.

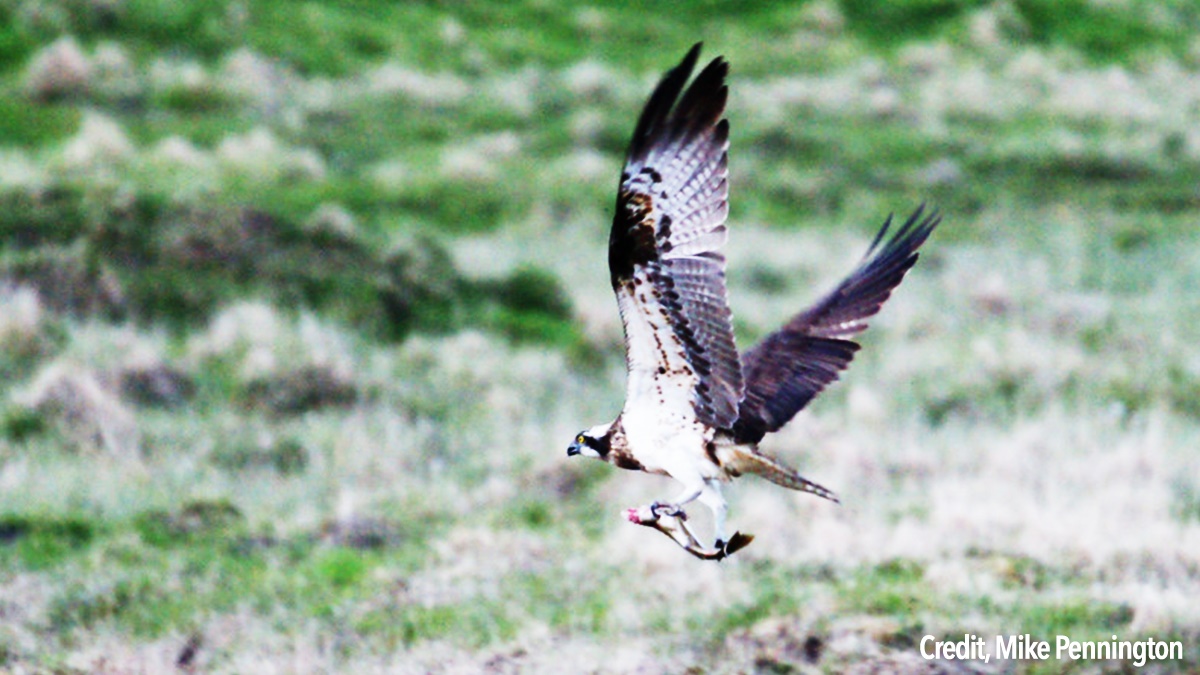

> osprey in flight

[{"left": 567, "top": 43, "right": 939, "bottom": 560}]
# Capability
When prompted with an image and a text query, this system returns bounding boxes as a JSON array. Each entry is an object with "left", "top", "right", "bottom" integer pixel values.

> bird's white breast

[{"left": 616, "top": 277, "right": 719, "bottom": 480}]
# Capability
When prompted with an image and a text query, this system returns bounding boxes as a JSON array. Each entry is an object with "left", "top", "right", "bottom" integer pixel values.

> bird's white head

[{"left": 567, "top": 423, "right": 612, "bottom": 461}]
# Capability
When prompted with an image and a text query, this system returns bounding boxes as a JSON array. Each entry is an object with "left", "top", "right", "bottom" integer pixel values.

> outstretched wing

[
  {"left": 609, "top": 43, "right": 743, "bottom": 428},
  {"left": 732, "top": 206, "right": 940, "bottom": 443}
]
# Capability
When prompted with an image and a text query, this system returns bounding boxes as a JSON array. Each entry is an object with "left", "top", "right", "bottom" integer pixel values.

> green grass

[{"left": 0, "top": 513, "right": 96, "bottom": 570}]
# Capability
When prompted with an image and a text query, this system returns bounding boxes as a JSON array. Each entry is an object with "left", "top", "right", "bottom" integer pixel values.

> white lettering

[
  {"left": 920, "top": 634, "right": 989, "bottom": 662},
  {"left": 929, "top": 634, "right": 1181, "bottom": 666},
  {"left": 995, "top": 634, "right": 1049, "bottom": 660},
  {"left": 1035, "top": 638, "right": 1050, "bottom": 659},
  {"left": 1046, "top": 635, "right": 1183, "bottom": 668},
  {"left": 1056, "top": 635, "right": 1075, "bottom": 659}
]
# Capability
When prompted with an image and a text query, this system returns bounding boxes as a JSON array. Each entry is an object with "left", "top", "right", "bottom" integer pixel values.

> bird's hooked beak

[{"left": 567, "top": 440, "right": 582, "bottom": 457}]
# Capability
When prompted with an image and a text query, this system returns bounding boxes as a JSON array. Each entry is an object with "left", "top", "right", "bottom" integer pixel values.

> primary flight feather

[{"left": 567, "top": 43, "right": 939, "bottom": 560}]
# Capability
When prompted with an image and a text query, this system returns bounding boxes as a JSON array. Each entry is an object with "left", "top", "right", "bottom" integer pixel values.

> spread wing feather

[
  {"left": 609, "top": 43, "right": 744, "bottom": 428},
  {"left": 733, "top": 206, "right": 940, "bottom": 443}
]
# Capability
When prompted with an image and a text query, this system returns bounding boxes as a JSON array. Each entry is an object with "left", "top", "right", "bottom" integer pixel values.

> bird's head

[{"left": 567, "top": 423, "right": 612, "bottom": 461}]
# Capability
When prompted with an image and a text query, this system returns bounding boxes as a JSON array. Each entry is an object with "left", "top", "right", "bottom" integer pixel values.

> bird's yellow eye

[{"left": 576, "top": 434, "right": 585, "bottom": 444}]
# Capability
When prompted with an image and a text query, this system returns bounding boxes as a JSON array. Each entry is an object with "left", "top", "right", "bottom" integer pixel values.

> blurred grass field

[{"left": 2, "top": 0, "right": 1200, "bottom": 672}]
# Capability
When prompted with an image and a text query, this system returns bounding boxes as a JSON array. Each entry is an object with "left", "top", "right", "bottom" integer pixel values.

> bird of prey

[{"left": 567, "top": 43, "right": 939, "bottom": 560}]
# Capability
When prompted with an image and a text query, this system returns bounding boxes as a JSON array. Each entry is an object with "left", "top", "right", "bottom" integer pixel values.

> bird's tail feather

[{"left": 724, "top": 447, "right": 840, "bottom": 503}]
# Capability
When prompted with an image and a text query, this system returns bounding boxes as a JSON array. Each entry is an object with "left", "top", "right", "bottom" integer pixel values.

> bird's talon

[{"left": 650, "top": 501, "right": 685, "bottom": 520}]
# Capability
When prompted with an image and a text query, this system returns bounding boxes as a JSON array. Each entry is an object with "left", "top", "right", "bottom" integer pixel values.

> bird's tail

[{"left": 723, "top": 447, "right": 840, "bottom": 503}]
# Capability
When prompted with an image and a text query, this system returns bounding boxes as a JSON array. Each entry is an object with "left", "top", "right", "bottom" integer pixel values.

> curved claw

[{"left": 650, "top": 501, "right": 686, "bottom": 520}]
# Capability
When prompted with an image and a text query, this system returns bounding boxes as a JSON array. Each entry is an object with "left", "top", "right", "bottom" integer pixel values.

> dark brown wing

[
  {"left": 732, "top": 205, "right": 940, "bottom": 443},
  {"left": 609, "top": 43, "right": 743, "bottom": 429}
]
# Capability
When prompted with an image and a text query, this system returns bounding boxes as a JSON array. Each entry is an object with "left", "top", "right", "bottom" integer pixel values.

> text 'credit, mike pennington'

[{"left": 920, "top": 633, "right": 1185, "bottom": 667}]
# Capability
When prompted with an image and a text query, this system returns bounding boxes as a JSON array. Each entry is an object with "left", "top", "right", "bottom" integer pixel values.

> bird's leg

[
  {"left": 656, "top": 483, "right": 703, "bottom": 519},
  {"left": 696, "top": 481, "right": 728, "bottom": 548},
  {"left": 626, "top": 484, "right": 703, "bottom": 525}
]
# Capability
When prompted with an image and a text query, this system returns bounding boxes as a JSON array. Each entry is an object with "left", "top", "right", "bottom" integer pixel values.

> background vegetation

[{"left": 1, "top": 0, "right": 1199, "bottom": 672}]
